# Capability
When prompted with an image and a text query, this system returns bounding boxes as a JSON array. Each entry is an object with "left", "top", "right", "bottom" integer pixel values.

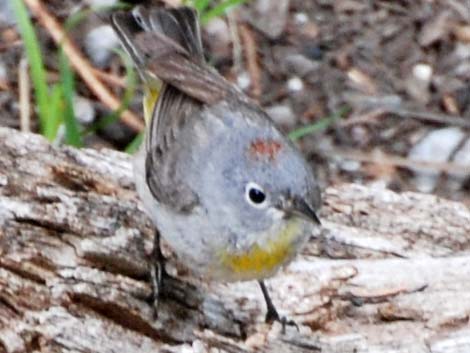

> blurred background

[{"left": 0, "top": 0, "right": 469, "bottom": 205}]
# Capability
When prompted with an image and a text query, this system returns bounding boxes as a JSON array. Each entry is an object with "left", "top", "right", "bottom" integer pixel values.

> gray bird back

[{"left": 112, "top": 6, "right": 225, "bottom": 212}]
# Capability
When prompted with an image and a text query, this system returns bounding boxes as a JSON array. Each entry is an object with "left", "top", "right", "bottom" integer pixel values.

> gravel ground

[{"left": 0, "top": 0, "right": 469, "bottom": 204}]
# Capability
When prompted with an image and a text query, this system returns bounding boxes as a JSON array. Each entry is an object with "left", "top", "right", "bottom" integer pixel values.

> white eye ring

[{"left": 245, "top": 182, "right": 268, "bottom": 208}]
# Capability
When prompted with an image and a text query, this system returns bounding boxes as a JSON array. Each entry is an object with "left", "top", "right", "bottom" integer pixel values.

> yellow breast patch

[{"left": 218, "top": 219, "right": 302, "bottom": 279}]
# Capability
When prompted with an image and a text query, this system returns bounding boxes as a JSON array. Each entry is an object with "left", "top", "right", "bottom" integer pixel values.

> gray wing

[
  {"left": 145, "top": 85, "right": 201, "bottom": 213},
  {"left": 112, "top": 6, "right": 243, "bottom": 212}
]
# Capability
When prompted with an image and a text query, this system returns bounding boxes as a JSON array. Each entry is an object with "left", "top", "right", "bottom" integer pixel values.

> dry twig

[
  {"left": 92, "top": 68, "right": 127, "bottom": 88},
  {"left": 23, "top": 0, "right": 144, "bottom": 132},
  {"left": 228, "top": 11, "right": 243, "bottom": 73},
  {"left": 239, "top": 24, "right": 262, "bottom": 99},
  {"left": 389, "top": 108, "right": 470, "bottom": 128},
  {"left": 18, "top": 58, "right": 31, "bottom": 132}
]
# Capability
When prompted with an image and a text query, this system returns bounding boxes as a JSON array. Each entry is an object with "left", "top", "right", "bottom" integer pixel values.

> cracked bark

[{"left": 0, "top": 127, "right": 469, "bottom": 353}]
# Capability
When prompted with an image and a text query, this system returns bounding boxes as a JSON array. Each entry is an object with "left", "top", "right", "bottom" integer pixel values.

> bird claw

[
  {"left": 259, "top": 280, "right": 299, "bottom": 333},
  {"left": 148, "top": 259, "right": 164, "bottom": 319},
  {"left": 265, "top": 308, "right": 299, "bottom": 333},
  {"left": 147, "top": 230, "right": 167, "bottom": 319},
  {"left": 279, "top": 317, "right": 300, "bottom": 333}
]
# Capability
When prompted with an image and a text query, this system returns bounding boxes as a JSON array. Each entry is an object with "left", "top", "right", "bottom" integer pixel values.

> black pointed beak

[{"left": 281, "top": 197, "right": 321, "bottom": 225}]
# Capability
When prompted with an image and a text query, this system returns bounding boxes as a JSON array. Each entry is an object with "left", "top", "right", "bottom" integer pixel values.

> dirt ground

[{"left": 0, "top": 0, "right": 469, "bottom": 205}]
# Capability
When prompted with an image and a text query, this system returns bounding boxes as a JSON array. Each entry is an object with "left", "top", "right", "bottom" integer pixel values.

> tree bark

[{"left": 0, "top": 127, "right": 469, "bottom": 353}]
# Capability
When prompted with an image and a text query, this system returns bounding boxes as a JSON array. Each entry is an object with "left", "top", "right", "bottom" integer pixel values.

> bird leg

[
  {"left": 149, "top": 230, "right": 168, "bottom": 318},
  {"left": 258, "top": 280, "right": 299, "bottom": 333}
]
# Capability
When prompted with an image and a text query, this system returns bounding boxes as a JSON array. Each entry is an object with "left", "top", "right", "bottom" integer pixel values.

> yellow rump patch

[{"left": 143, "top": 85, "right": 161, "bottom": 125}]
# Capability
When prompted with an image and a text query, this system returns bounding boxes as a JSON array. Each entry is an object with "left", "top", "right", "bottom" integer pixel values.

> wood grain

[{"left": 0, "top": 127, "right": 469, "bottom": 353}]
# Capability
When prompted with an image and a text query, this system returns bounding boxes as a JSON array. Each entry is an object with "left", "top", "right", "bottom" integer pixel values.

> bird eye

[{"left": 245, "top": 182, "right": 267, "bottom": 207}]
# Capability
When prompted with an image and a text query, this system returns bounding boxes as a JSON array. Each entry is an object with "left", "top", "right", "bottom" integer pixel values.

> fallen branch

[{"left": 0, "top": 127, "right": 469, "bottom": 353}]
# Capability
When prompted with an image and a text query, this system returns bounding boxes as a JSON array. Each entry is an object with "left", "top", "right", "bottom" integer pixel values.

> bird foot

[{"left": 265, "top": 306, "right": 299, "bottom": 333}]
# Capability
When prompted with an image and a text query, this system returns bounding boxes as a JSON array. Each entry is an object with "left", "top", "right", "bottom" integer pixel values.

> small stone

[
  {"left": 347, "top": 68, "right": 376, "bottom": 95},
  {"left": 265, "top": 104, "right": 296, "bottom": 127},
  {"left": 84, "top": 25, "right": 120, "bottom": 67},
  {"left": 292, "top": 9, "right": 320, "bottom": 40},
  {"left": 339, "top": 159, "right": 361, "bottom": 172},
  {"left": 73, "top": 96, "right": 95, "bottom": 124},
  {"left": 405, "top": 64, "right": 433, "bottom": 104},
  {"left": 408, "top": 127, "right": 466, "bottom": 192},
  {"left": 294, "top": 12, "right": 309, "bottom": 25},
  {"left": 205, "top": 17, "right": 231, "bottom": 45},
  {"left": 298, "top": 21, "right": 320, "bottom": 39},
  {"left": 412, "top": 63, "right": 433, "bottom": 83},
  {"left": 236, "top": 71, "right": 251, "bottom": 91},
  {"left": 248, "top": 0, "right": 290, "bottom": 39},
  {"left": 285, "top": 54, "right": 318, "bottom": 76},
  {"left": 351, "top": 126, "right": 369, "bottom": 147},
  {"left": 287, "top": 76, "right": 304, "bottom": 92}
]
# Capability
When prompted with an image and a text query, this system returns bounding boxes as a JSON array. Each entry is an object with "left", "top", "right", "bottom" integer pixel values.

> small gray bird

[{"left": 111, "top": 5, "right": 321, "bottom": 327}]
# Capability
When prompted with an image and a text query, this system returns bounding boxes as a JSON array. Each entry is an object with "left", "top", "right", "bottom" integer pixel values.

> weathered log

[{"left": 0, "top": 127, "right": 469, "bottom": 353}]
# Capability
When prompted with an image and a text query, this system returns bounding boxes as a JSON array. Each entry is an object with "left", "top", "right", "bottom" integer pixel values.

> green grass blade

[
  {"left": 64, "top": 9, "right": 91, "bottom": 31},
  {"left": 201, "top": 0, "right": 248, "bottom": 24},
  {"left": 85, "top": 48, "right": 137, "bottom": 134},
  {"left": 61, "top": 4, "right": 134, "bottom": 145},
  {"left": 11, "top": 0, "right": 51, "bottom": 138},
  {"left": 59, "top": 49, "right": 83, "bottom": 147},
  {"left": 288, "top": 106, "right": 351, "bottom": 141},
  {"left": 124, "top": 132, "right": 144, "bottom": 154},
  {"left": 48, "top": 84, "right": 64, "bottom": 140},
  {"left": 193, "top": 0, "right": 211, "bottom": 12}
]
